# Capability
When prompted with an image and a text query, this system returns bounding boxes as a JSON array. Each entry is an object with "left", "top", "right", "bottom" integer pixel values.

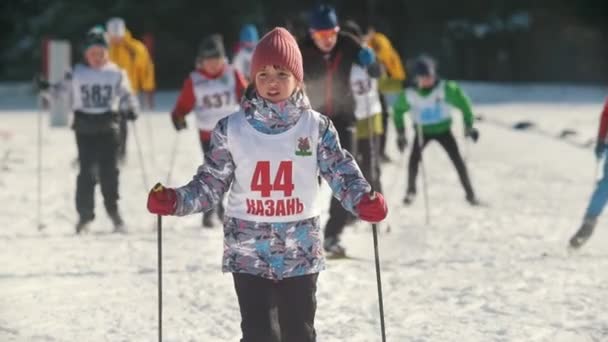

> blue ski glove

[
  {"left": 595, "top": 142, "right": 606, "bottom": 159},
  {"left": 358, "top": 47, "right": 375, "bottom": 66}
]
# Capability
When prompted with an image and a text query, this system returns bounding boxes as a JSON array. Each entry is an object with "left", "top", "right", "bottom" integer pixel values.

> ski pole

[
  {"left": 415, "top": 117, "right": 431, "bottom": 225},
  {"left": 153, "top": 183, "right": 164, "bottom": 342},
  {"left": 365, "top": 83, "right": 387, "bottom": 342},
  {"left": 144, "top": 110, "right": 157, "bottom": 167},
  {"left": 130, "top": 121, "right": 150, "bottom": 192},
  {"left": 37, "top": 93, "right": 45, "bottom": 231},
  {"left": 463, "top": 134, "right": 470, "bottom": 163},
  {"left": 166, "top": 133, "right": 181, "bottom": 185}
]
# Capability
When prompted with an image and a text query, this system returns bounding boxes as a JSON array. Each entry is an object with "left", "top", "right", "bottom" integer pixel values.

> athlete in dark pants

[
  {"left": 55, "top": 30, "right": 140, "bottom": 234},
  {"left": 299, "top": 6, "right": 379, "bottom": 256},
  {"left": 394, "top": 55, "right": 480, "bottom": 205}
]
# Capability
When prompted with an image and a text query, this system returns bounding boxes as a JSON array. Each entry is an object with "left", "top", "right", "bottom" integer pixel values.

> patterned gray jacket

[{"left": 173, "top": 90, "right": 370, "bottom": 280}]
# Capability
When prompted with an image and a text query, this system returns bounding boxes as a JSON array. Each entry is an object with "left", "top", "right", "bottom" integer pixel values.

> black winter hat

[
  {"left": 412, "top": 55, "right": 437, "bottom": 77},
  {"left": 197, "top": 34, "right": 225, "bottom": 60},
  {"left": 83, "top": 31, "right": 108, "bottom": 51}
]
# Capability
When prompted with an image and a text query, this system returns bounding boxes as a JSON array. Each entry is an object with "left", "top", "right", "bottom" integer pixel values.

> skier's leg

[
  {"left": 378, "top": 92, "right": 390, "bottom": 161},
  {"left": 277, "top": 273, "right": 318, "bottom": 342},
  {"left": 372, "top": 129, "right": 383, "bottom": 193},
  {"left": 358, "top": 137, "right": 373, "bottom": 185},
  {"left": 584, "top": 158, "right": 608, "bottom": 218},
  {"left": 323, "top": 120, "right": 354, "bottom": 252},
  {"left": 437, "top": 132, "right": 476, "bottom": 201},
  {"left": 406, "top": 131, "right": 424, "bottom": 195},
  {"left": 570, "top": 156, "right": 608, "bottom": 248},
  {"left": 118, "top": 114, "right": 127, "bottom": 162},
  {"left": 98, "top": 132, "right": 122, "bottom": 228},
  {"left": 233, "top": 273, "right": 280, "bottom": 342},
  {"left": 75, "top": 134, "right": 97, "bottom": 223}
]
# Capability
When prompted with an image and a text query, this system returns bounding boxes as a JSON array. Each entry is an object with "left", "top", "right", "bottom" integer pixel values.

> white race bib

[
  {"left": 191, "top": 67, "right": 240, "bottom": 130},
  {"left": 225, "top": 110, "right": 323, "bottom": 222},
  {"left": 350, "top": 64, "right": 382, "bottom": 120}
]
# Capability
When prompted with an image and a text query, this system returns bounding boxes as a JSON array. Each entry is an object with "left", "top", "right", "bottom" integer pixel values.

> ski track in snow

[{"left": 2, "top": 95, "right": 608, "bottom": 341}]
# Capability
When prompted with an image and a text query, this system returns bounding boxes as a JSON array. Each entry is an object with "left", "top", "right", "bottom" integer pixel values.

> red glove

[
  {"left": 356, "top": 192, "right": 388, "bottom": 222},
  {"left": 147, "top": 184, "right": 177, "bottom": 215}
]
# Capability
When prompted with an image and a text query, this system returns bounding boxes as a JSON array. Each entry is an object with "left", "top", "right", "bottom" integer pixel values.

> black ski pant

[
  {"left": 233, "top": 273, "right": 318, "bottom": 342},
  {"left": 379, "top": 91, "right": 389, "bottom": 157},
  {"left": 201, "top": 138, "right": 224, "bottom": 220},
  {"left": 408, "top": 130, "right": 475, "bottom": 199},
  {"left": 117, "top": 114, "right": 128, "bottom": 161},
  {"left": 323, "top": 119, "right": 354, "bottom": 240},
  {"left": 357, "top": 135, "right": 382, "bottom": 192},
  {"left": 75, "top": 132, "right": 120, "bottom": 221}
]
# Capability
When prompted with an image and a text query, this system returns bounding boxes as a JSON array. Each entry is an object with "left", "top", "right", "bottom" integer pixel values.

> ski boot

[
  {"left": 109, "top": 211, "right": 126, "bottom": 234},
  {"left": 403, "top": 191, "right": 416, "bottom": 205},
  {"left": 466, "top": 194, "right": 481, "bottom": 206},
  {"left": 324, "top": 236, "right": 346, "bottom": 259},
  {"left": 569, "top": 217, "right": 597, "bottom": 249},
  {"left": 75, "top": 216, "right": 94, "bottom": 234}
]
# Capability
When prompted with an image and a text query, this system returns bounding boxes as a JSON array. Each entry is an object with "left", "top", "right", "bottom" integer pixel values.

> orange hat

[{"left": 250, "top": 27, "right": 303, "bottom": 82}]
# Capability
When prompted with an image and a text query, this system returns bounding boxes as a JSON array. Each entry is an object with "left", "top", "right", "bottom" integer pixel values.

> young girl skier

[
  {"left": 147, "top": 27, "right": 388, "bottom": 341},
  {"left": 170, "top": 34, "right": 248, "bottom": 227}
]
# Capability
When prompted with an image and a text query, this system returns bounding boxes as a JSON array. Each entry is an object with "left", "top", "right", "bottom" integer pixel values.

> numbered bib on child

[
  {"left": 225, "top": 110, "right": 322, "bottom": 222},
  {"left": 406, "top": 81, "right": 452, "bottom": 126},
  {"left": 350, "top": 64, "right": 382, "bottom": 120},
  {"left": 191, "top": 67, "right": 241, "bottom": 130},
  {"left": 71, "top": 63, "right": 126, "bottom": 113}
]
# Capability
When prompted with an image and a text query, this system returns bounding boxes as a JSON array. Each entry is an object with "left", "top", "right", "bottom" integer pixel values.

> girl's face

[
  {"left": 85, "top": 45, "right": 108, "bottom": 69},
  {"left": 254, "top": 65, "right": 299, "bottom": 103}
]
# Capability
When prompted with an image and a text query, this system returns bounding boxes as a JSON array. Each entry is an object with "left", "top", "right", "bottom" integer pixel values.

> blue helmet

[
  {"left": 309, "top": 4, "right": 338, "bottom": 30},
  {"left": 239, "top": 24, "right": 259, "bottom": 44}
]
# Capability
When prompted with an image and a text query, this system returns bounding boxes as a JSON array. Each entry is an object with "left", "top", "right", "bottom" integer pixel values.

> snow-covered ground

[{"left": 1, "top": 84, "right": 608, "bottom": 341}]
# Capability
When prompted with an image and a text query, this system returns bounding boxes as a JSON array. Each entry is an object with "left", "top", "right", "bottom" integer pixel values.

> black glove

[
  {"left": 397, "top": 132, "right": 408, "bottom": 152},
  {"left": 34, "top": 75, "right": 50, "bottom": 91},
  {"left": 366, "top": 63, "right": 382, "bottom": 78},
  {"left": 465, "top": 127, "right": 480, "bottom": 143},
  {"left": 125, "top": 110, "right": 138, "bottom": 121},
  {"left": 595, "top": 142, "right": 607, "bottom": 159},
  {"left": 172, "top": 115, "right": 187, "bottom": 131}
]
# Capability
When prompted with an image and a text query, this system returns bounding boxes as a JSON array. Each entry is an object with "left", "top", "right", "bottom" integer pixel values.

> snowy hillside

[{"left": 1, "top": 84, "right": 608, "bottom": 341}]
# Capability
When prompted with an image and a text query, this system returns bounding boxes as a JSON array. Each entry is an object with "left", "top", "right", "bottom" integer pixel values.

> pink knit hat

[{"left": 250, "top": 27, "right": 303, "bottom": 82}]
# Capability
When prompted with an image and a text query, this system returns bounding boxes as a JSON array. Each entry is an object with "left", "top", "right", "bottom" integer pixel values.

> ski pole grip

[{"left": 369, "top": 190, "right": 377, "bottom": 200}]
